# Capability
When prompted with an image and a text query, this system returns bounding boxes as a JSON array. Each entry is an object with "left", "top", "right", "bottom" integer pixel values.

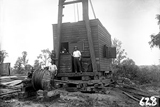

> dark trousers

[{"left": 73, "top": 57, "right": 81, "bottom": 72}]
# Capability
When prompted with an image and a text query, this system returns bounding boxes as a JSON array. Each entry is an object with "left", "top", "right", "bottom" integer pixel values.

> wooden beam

[
  {"left": 0, "top": 90, "right": 21, "bottom": 97},
  {"left": 122, "top": 91, "right": 139, "bottom": 102},
  {"left": 57, "top": 72, "right": 95, "bottom": 77},
  {"left": 56, "top": 0, "right": 64, "bottom": 69},
  {"left": 82, "top": 0, "right": 97, "bottom": 73},
  {"left": 63, "top": 0, "right": 82, "bottom": 5}
]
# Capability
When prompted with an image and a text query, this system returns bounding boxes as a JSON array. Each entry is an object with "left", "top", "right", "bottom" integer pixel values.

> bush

[{"left": 113, "top": 64, "right": 160, "bottom": 85}]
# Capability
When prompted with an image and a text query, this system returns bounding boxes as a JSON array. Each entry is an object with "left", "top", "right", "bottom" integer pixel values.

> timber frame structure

[{"left": 56, "top": 0, "right": 97, "bottom": 73}]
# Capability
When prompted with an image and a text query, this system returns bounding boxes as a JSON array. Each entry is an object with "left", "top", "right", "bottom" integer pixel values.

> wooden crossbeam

[{"left": 63, "top": 0, "right": 82, "bottom": 5}]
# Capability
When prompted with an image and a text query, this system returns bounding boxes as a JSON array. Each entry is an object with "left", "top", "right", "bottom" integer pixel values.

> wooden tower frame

[{"left": 56, "top": 0, "right": 97, "bottom": 73}]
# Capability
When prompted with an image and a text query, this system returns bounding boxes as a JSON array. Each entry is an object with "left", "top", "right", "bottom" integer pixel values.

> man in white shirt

[
  {"left": 49, "top": 62, "right": 57, "bottom": 76},
  {"left": 72, "top": 46, "right": 82, "bottom": 73},
  {"left": 48, "top": 62, "right": 57, "bottom": 89}
]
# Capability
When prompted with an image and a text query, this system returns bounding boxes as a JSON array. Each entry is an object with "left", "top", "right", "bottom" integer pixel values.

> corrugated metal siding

[{"left": 0, "top": 63, "right": 10, "bottom": 76}]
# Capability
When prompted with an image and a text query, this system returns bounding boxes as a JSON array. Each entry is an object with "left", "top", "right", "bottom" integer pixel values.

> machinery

[{"left": 22, "top": 0, "right": 116, "bottom": 97}]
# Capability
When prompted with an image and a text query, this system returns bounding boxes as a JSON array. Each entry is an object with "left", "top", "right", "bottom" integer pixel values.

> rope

[
  {"left": 89, "top": 0, "right": 96, "bottom": 19},
  {"left": 76, "top": 3, "right": 79, "bottom": 21},
  {"left": 73, "top": 3, "right": 76, "bottom": 22}
]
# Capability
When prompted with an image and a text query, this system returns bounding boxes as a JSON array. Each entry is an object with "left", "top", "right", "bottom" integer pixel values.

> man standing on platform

[{"left": 72, "top": 46, "right": 82, "bottom": 73}]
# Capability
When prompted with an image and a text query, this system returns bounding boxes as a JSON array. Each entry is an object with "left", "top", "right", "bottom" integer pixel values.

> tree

[
  {"left": 149, "top": 14, "right": 160, "bottom": 49},
  {"left": 21, "top": 51, "right": 28, "bottom": 68},
  {"left": 33, "top": 59, "right": 41, "bottom": 70},
  {"left": 14, "top": 51, "right": 29, "bottom": 72},
  {"left": 121, "top": 58, "right": 135, "bottom": 66},
  {"left": 14, "top": 57, "right": 23, "bottom": 73},
  {"left": 36, "top": 49, "right": 51, "bottom": 68},
  {"left": 156, "top": 14, "right": 160, "bottom": 28},
  {"left": 0, "top": 50, "right": 8, "bottom": 64},
  {"left": 121, "top": 58, "right": 138, "bottom": 79},
  {"left": 112, "top": 38, "right": 127, "bottom": 65}
]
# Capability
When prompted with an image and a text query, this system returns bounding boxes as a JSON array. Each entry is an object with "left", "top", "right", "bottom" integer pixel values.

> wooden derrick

[{"left": 52, "top": 0, "right": 116, "bottom": 86}]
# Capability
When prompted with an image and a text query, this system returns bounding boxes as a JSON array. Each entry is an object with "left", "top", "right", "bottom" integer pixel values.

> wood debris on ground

[{"left": 0, "top": 75, "right": 160, "bottom": 107}]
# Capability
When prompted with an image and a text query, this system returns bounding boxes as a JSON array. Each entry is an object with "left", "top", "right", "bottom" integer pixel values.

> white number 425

[{"left": 139, "top": 96, "right": 159, "bottom": 107}]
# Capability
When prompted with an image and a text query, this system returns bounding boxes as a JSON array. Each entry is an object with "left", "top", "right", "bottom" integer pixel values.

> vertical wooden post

[
  {"left": 82, "top": 0, "right": 97, "bottom": 73},
  {"left": 56, "top": 0, "right": 64, "bottom": 69}
]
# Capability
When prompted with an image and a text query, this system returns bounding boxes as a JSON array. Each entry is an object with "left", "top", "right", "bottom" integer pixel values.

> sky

[{"left": 0, "top": 0, "right": 160, "bottom": 67}]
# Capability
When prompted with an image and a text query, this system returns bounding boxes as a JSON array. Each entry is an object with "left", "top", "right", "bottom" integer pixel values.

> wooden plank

[
  {"left": 122, "top": 91, "right": 139, "bottom": 102},
  {"left": 0, "top": 90, "right": 21, "bottom": 97},
  {"left": 1, "top": 80, "right": 22, "bottom": 86}
]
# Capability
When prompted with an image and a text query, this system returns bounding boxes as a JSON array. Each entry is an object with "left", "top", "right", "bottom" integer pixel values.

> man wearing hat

[{"left": 72, "top": 46, "right": 82, "bottom": 73}]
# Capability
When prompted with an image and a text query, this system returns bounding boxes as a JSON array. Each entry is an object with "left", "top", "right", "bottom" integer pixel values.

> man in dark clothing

[{"left": 50, "top": 50, "right": 56, "bottom": 64}]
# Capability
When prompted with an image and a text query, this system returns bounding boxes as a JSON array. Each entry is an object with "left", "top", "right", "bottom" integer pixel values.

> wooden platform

[{"left": 57, "top": 72, "right": 95, "bottom": 77}]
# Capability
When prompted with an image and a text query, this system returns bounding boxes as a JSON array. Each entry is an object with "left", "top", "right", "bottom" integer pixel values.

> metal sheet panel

[{"left": 0, "top": 63, "right": 10, "bottom": 76}]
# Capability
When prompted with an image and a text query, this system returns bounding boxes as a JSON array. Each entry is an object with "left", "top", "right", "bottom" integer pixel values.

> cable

[
  {"left": 73, "top": 3, "right": 76, "bottom": 22},
  {"left": 89, "top": 0, "right": 96, "bottom": 19},
  {"left": 76, "top": 3, "right": 79, "bottom": 21}
]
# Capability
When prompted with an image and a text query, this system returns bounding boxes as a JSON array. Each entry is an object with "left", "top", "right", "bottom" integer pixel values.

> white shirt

[
  {"left": 49, "top": 64, "right": 57, "bottom": 74},
  {"left": 73, "top": 50, "right": 81, "bottom": 57}
]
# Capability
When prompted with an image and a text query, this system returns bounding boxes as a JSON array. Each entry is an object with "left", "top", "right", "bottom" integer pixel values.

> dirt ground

[
  {"left": 0, "top": 88, "right": 142, "bottom": 107},
  {"left": 0, "top": 76, "right": 159, "bottom": 107}
]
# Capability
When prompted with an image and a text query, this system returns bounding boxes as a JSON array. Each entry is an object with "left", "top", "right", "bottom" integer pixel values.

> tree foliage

[
  {"left": 156, "top": 14, "right": 160, "bottom": 25},
  {"left": 14, "top": 51, "right": 29, "bottom": 73},
  {"left": 21, "top": 51, "right": 28, "bottom": 67},
  {"left": 112, "top": 38, "right": 127, "bottom": 65},
  {"left": 14, "top": 57, "right": 23, "bottom": 72},
  {"left": 121, "top": 58, "right": 135, "bottom": 66},
  {"left": 33, "top": 59, "right": 41, "bottom": 70},
  {"left": 113, "top": 58, "right": 138, "bottom": 80},
  {"left": 34, "top": 49, "right": 51, "bottom": 68},
  {"left": 0, "top": 50, "right": 8, "bottom": 64},
  {"left": 149, "top": 33, "right": 160, "bottom": 49},
  {"left": 149, "top": 14, "right": 160, "bottom": 49},
  {"left": 113, "top": 57, "right": 160, "bottom": 84}
]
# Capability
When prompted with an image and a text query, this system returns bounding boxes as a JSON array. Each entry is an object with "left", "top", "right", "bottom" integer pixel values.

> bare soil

[
  {"left": 1, "top": 76, "right": 159, "bottom": 107},
  {"left": 0, "top": 88, "right": 141, "bottom": 107}
]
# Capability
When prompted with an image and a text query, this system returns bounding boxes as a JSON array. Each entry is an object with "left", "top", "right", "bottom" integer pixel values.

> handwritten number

[
  {"left": 150, "top": 96, "right": 157, "bottom": 106},
  {"left": 139, "top": 97, "right": 145, "bottom": 106},
  {"left": 145, "top": 97, "right": 151, "bottom": 106},
  {"left": 139, "top": 96, "right": 158, "bottom": 106}
]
